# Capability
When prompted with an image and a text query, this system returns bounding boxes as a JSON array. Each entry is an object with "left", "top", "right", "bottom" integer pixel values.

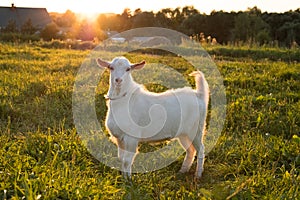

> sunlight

[{"left": 65, "top": 1, "right": 125, "bottom": 15}]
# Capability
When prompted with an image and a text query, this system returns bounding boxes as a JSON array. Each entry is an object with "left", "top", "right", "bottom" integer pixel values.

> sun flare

[{"left": 58, "top": 1, "right": 127, "bottom": 15}]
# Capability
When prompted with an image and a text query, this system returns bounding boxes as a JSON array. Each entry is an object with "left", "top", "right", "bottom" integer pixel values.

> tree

[
  {"left": 247, "top": 6, "right": 262, "bottom": 16},
  {"left": 120, "top": 8, "right": 132, "bottom": 30},
  {"left": 181, "top": 6, "right": 199, "bottom": 19},
  {"left": 97, "top": 11, "right": 131, "bottom": 33},
  {"left": 233, "top": 12, "right": 251, "bottom": 41},
  {"left": 133, "top": 8, "right": 142, "bottom": 16},
  {"left": 97, "top": 14, "right": 109, "bottom": 31},
  {"left": 131, "top": 11, "right": 156, "bottom": 28},
  {"left": 76, "top": 20, "right": 96, "bottom": 41},
  {"left": 181, "top": 14, "right": 206, "bottom": 35},
  {"left": 205, "top": 11, "right": 235, "bottom": 44},
  {"left": 21, "top": 19, "right": 37, "bottom": 34},
  {"left": 55, "top": 10, "right": 77, "bottom": 27},
  {"left": 40, "top": 23, "right": 59, "bottom": 41},
  {"left": 155, "top": 11, "right": 173, "bottom": 28},
  {"left": 278, "top": 21, "right": 300, "bottom": 46},
  {"left": 233, "top": 11, "right": 270, "bottom": 44},
  {"left": 256, "top": 29, "right": 271, "bottom": 45},
  {"left": 2, "top": 20, "right": 18, "bottom": 33}
]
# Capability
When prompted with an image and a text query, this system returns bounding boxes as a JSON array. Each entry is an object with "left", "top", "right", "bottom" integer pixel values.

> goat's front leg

[{"left": 118, "top": 136, "right": 138, "bottom": 178}]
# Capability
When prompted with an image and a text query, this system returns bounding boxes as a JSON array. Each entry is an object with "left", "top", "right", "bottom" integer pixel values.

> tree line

[
  {"left": 95, "top": 6, "right": 299, "bottom": 47},
  {"left": 1, "top": 6, "right": 300, "bottom": 47}
]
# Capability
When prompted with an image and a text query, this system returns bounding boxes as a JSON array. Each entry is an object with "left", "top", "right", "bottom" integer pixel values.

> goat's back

[{"left": 122, "top": 87, "right": 206, "bottom": 141}]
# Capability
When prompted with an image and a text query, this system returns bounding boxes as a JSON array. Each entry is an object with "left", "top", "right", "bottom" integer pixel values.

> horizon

[{"left": 1, "top": 0, "right": 300, "bottom": 15}]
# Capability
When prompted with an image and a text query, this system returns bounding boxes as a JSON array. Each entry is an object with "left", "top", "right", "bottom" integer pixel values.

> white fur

[{"left": 97, "top": 57, "right": 209, "bottom": 178}]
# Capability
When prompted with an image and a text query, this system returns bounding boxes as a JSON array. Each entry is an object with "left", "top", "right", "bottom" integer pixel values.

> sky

[{"left": 2, "top": 0, "right": 300, "bottom": 15}]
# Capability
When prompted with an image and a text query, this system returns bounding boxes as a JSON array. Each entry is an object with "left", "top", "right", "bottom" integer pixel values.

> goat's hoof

[
  {"left": 122, "top": 172, "right": 132, "bottom": 181},
  {"left": 179, "top": 169, "right": 188, "bottom": 174},
  {"left": 123, "top": 176, "right": 133, "bottom": 184},
  {"left": 194, "top": 172, "right": 203, "bottom": 180}
]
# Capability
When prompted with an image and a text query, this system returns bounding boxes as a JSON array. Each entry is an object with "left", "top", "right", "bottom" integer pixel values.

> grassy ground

[{"left": 0, "top": 42, "right": 299, "bottom": 199}]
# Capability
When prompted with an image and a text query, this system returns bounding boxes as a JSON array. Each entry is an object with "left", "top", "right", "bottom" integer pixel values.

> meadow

[{"left": 0, "top": 42, "right": 299, "bottom": 199}]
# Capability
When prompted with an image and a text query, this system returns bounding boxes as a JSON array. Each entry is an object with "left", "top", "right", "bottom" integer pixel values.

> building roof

[{"left": 0, "top": 4, "right": 52, "bottom": 29}]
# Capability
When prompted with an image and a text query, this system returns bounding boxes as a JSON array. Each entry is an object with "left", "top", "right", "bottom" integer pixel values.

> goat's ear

[
  {"left": 131, "top": 61, "right": 145, "bottom": 70},
  {"left": 96, "top": 58, "right": 110, "bottom": 68}
]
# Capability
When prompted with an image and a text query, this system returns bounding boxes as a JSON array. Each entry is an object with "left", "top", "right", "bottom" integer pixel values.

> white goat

[{"left": 96, "top": 57, "right": 209, "bottom": 178}]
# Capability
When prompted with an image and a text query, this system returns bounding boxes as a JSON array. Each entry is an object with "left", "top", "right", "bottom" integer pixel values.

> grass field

[{"left": 0, "top": 42, "right": 299, "bottom": 199}]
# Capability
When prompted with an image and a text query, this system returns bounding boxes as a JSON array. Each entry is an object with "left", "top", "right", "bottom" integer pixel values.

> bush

[
  {"left": 40, "top": 23, "right": 59, "bottom": 41},
  {"left": 36, "top": 39, "right": 97, "bottom": 50},
  {"left": 0, "top": 33, "right": 40, "bottom": 42}
]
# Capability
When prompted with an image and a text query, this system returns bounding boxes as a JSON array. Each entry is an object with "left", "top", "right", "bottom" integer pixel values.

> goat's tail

[{"left": 189, "top": 71, "right": 209, "bottom": 109}]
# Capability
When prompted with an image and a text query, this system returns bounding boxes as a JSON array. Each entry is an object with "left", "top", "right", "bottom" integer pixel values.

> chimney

[{"left": 11, "top": 3, "right": 16, "bottom": 10}]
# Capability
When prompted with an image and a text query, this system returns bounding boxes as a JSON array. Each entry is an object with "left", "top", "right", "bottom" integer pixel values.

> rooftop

[{"left": 0, "top": 4, "right": 52, "bottom": 29}]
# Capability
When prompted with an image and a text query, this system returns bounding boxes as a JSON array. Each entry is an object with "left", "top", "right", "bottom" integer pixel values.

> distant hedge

[{"left": 208, "top": 47, "right": 300, "bottom": 62}]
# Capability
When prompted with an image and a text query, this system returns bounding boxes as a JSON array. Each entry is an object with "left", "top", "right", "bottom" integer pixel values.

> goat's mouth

[
  {"left": 115, "top": 83, "right": 122, "bottom": 87},
  {"left": 114, "top": 85, "right": 122, "bottom": 96}
]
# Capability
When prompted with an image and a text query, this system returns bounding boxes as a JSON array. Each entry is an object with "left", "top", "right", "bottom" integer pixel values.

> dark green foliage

[{"left": 92, "top": 6, "right": 300, "bottom": 47}]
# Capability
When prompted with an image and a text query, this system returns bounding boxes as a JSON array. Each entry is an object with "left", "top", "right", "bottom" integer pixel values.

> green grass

[{"left": 0, "top": 42, "right": 299, "bottom": 199}]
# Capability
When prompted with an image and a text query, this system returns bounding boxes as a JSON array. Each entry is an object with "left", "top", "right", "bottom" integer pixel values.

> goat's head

[{"left": 96, "top": 57, "right": 145, "bottom": 98}]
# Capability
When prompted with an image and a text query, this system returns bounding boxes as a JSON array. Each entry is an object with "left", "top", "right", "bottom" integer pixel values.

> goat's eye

[
  {"left": 126, "top": 68, "right": 131, "bottom": 72},
  {"left": 108, "top": 66, "right": 114, "bottom": 71}
]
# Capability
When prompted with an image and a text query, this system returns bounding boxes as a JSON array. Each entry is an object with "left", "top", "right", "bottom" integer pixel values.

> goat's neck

[
  {"left": 122, "top": 78, "right": 140, "bottom": 97},
  {"left": 107, "top": 75, "right": 140, "bottom": 100},
  {"left": 127, "top": 77, "right": 140, "bottom": 92}
]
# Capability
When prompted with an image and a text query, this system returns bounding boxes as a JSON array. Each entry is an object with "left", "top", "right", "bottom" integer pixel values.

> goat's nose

[{"left": 115, "top": 78, "right": 122, "bottom": 84}]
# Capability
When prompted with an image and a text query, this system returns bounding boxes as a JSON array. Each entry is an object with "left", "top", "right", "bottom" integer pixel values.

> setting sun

[{"left": 53, "top": 0, "right": 128, "bottom": 14}]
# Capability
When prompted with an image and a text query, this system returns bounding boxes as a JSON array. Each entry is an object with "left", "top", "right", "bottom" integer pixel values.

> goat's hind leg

[
  {"left": 192, "top": 136, "right": 205, "bottom": 178},
  {"left": 178, "top": 136, "right": 196, "bottom": 173}
]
